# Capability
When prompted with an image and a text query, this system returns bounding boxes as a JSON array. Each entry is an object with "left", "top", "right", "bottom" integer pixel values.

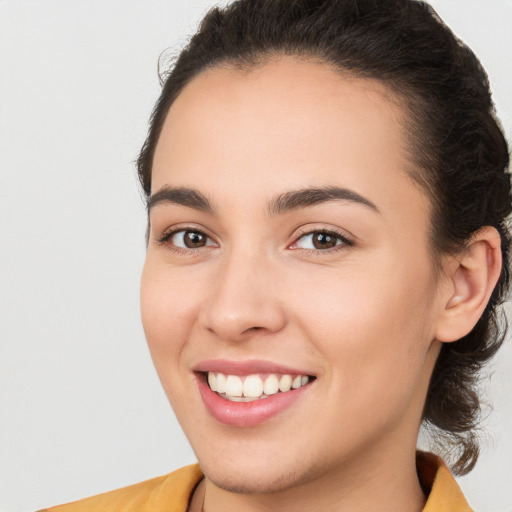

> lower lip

[{"left": 197, "top": 374, "right": 312, "bottom": 427}]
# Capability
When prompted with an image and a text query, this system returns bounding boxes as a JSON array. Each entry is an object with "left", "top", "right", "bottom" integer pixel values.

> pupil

[
  {"left": 185, "top": 231, "right": 205, "bottom": 248},
  {"left": 313, "top": 233, "right": 336, "bottom": 249}
]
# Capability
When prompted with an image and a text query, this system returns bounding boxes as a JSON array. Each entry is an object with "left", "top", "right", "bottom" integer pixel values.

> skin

[{"left": 140, "top": 57, "right": 500, "bottom": 512}]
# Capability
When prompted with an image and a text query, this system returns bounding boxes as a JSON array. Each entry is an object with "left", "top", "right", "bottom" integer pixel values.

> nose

[{"left": 199, "top": 248, "right": 287, "bottom": 342}]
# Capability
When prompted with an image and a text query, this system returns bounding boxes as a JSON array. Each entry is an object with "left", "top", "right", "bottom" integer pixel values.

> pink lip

[
  {"left": 196, "top": 374, "right": 312, "bottom": 427},
  {"left": 194, "top": 359, "right": 315, "bottom": 427},
  {"left": 193, "top": 359, "right": 314, "bottom": 377}
]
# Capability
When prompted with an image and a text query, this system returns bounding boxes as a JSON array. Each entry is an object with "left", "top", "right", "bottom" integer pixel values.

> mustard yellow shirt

[{"left": 39, "top": 452, "right": 472, "bottom": 511}]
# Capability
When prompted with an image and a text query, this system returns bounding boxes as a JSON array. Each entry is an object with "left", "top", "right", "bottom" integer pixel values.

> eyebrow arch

[
  {"left": 268, "top": 186, "right": 379, "bottom": 215},
  {"left": 148, "top": 185, "right": 378, "bottom": 216},
  {"left": 148, "top": 186, "right": 214, "bottom": 213}
]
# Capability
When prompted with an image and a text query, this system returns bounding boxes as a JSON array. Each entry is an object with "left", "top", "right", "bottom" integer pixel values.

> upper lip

[{"left": 193, "top": 359, "right": 316, "bottom": 377}]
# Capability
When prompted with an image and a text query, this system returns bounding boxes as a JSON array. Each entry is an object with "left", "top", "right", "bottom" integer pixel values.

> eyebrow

[
  {"left": 268, "top": 186, "right": 379, "bottom": 215},
  {"left": 148, "top": 185, "right": 378, "bottom": 215},
  {"left": 148, "top": 186, "right": 214, "bottom": 213}
]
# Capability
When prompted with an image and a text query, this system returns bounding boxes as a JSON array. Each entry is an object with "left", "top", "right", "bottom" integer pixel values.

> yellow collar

[{"left": 417, "top": 451, "right": 473, "bottom": 511}]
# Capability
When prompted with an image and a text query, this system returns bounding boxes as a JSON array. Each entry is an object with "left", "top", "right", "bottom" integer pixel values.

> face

[{"left": 141, "top": 58, "right": 445, "bottom": 494}]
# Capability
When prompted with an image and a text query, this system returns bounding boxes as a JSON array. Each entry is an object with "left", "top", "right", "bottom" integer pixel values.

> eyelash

[
  {"left": 290, "top": 227, "right": 354, "bottom": 255},
  {"left": 156, "top": 226, "right": 217, "bottom": 255},
  {"left": 156, "top": 226, "right": 354, "bottom": 255}
]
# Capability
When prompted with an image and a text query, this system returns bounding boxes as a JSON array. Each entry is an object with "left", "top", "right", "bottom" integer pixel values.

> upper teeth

[{"left": 207, "top": 372, "right": 310, "bottom": 401}]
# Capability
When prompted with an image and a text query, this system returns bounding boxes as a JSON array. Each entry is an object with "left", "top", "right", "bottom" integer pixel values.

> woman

[{"left": 42, "top": 0, "right": 511, "bottom": 510}]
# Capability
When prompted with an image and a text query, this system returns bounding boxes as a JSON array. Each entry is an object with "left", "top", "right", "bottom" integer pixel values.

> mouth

[
  {"left": 204, "top": 371, "right": 314, "bottom": 402},
  {"left": 194, "top": 360, "right": 316, "bottom": 427}
]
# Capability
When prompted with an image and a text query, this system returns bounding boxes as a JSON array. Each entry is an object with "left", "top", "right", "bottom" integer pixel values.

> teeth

[
  {"left": 279, "top": 374, "right": 292, "bottom": 392},
  {"left": 243, "top": 375, "right": 264, "bottom": 398},
  {"left": 224, "top": 395, "right": 268, "bottom": 402},
  {"left": 207, "top": 371, "right": 312, "bottom": 400},
  {"left": 291, "top": 375, "right": 302, "bottom": 389},
  {"left": 216, "top": 373, "right": 227, "bottom": 394},
  {"left": 263, "top": 374, "right": 279, "bottom": 395},
  {"left": 225, "top": 375, "right": 243, "bottom": 397},
  {"left": 208, "top": 372, "right": 217, "bottom": 392}
]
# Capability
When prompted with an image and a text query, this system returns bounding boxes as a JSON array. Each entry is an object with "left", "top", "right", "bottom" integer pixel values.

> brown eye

[
  {"left": 292, "top": 230, "right": 351, "bottom": 251},
  {"left": 312, "top": 232, "right": 338, "bottom": 249},
  {"left": 167, "top": 229, "right": 216, "bottom": 250},
  {"left": 183, "top": 231, "right": 206, "bottom": 248}
]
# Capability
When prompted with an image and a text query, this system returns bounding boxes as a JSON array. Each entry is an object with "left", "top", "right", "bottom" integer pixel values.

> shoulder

[{"left": 38, "top": 464, "right": 203, "bottom": 512}]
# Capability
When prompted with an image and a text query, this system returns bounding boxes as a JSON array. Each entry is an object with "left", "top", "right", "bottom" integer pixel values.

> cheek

[
  {"left": 290, "top": 253, "right": 436, "bottom": 390},
  {"left": 140, "top": 259, "right": 202, "bottom": 365}
]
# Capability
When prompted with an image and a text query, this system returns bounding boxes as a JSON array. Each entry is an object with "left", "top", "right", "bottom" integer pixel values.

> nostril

[{"left": 241, "top": 326, "right": 264, "bottom": 335}]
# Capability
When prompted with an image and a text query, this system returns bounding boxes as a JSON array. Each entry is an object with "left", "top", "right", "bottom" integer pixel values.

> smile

[
  {"left": 194, "top": 360, "right": 316, "bottom": 427},
  {"left": 207, "top": 372, "right": 311, "bottom": 402}
]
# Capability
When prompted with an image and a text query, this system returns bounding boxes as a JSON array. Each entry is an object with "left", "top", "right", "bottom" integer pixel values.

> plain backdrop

[{"left": 0, "top": 1, "right": 511, "bottom": 511}]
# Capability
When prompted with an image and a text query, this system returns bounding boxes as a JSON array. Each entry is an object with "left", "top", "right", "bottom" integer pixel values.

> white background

[{"left": 0, "top": 1, "right": 510, "bottom": 511}]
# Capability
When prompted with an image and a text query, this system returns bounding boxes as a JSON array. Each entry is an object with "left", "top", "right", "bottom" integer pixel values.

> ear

[{"left": 434, "top": 226, "right": 502, "bottom": 343}]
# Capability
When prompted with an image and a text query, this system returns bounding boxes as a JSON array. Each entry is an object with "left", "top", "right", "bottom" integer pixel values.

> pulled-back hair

[{"left": 137, "top": 0, "right": 511, "bottom": 474}]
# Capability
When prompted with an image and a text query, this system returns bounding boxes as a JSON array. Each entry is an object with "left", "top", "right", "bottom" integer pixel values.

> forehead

[{"left": 152, "top": 57, "right": 426, "bottom": 219}]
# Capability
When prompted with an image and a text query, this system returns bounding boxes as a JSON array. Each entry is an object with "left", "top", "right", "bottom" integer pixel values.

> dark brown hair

[{"left": 137, "top": 0, "right": 511, "bottom": 474}]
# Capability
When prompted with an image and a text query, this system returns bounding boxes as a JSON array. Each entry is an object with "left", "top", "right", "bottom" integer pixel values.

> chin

[
  {"left": 203, "top": 465, "right": 305, "bottom": 494},
  {"left": 197, "top": 448, "right": 324, "bottom": 495}
]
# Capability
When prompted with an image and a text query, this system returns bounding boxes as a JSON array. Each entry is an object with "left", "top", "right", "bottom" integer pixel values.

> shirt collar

[{"left": 417, "top": 451, "right": 473, "bottom": 511}]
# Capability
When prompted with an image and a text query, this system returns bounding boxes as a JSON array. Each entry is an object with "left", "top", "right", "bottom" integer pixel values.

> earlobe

[{"left": 435, "top": 227, "right": 502, "bottom": 343}]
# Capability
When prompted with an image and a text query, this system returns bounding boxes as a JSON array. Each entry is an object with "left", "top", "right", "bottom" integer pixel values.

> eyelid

[
  {"left": 288, "top": 226, "right": 354, "bottom": 251},
  {"left": 156, "top": 224, "right": 218, "bottom": 249},
  {"left": 154, "top": 223, "right": 353, "bottom": 254}
]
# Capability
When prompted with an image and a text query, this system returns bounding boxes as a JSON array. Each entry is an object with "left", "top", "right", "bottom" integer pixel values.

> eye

[
  {"left": 292, "top": 230, "right": 352, "bottom": 251},
  {"left": 160, "top": 229, "right": 217, "bottom": 250}
]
